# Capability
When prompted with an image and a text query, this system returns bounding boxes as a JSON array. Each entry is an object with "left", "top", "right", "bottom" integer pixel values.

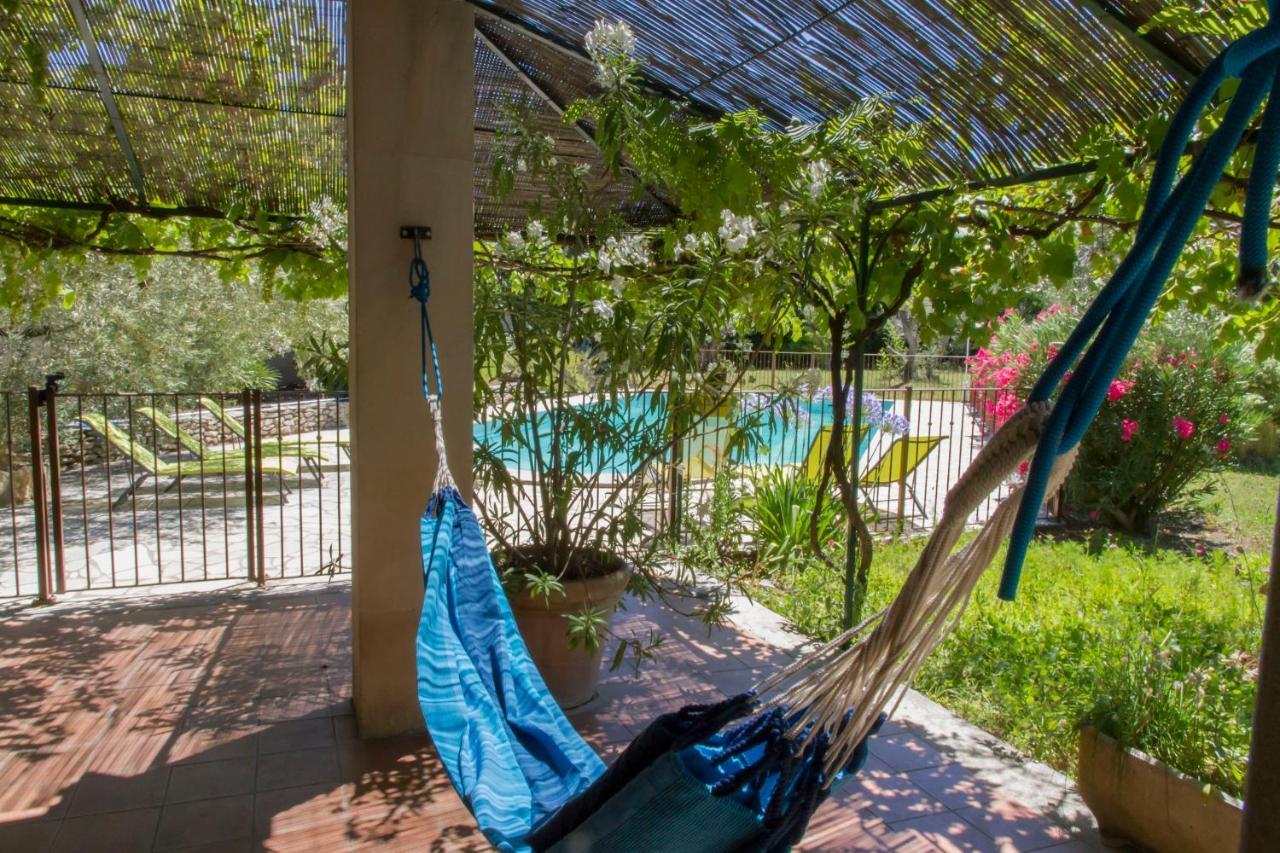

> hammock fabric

[{"left": 413, "top": 10, "right": 1279, "bottom": 848}]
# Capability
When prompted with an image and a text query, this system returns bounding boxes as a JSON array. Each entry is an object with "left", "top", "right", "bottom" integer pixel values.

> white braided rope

[
  {"left": 428, "top": 397, "right": 455, "bottom": 492},
  {"left": 751, "top": 403, "right": 1077, "bottom": 782}
]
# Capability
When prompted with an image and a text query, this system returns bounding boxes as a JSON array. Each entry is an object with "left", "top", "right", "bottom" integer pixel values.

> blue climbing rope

[
  {"left": 1001, "top": 9, "right": 1280, "bottom": 600},
  {"left": 409, "top": 235, "right": 444, "bottom": 403}
]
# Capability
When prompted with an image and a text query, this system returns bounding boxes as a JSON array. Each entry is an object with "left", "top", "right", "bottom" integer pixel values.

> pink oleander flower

[
  {"left": 1089, "top": 510, "right": 1099, "bottom": 521},
  {"left": 1120, "top": 419, "right": 1139, "bottom": 442},
  {"left": 1018, "top": 461, "right": 1030, "bottom": 477},
  {"left": 1107, "top": 379, "right": 1134, "bottom": 402},
  {"left": 1217, "top": 438, "right": 1231, "bottom": 455},
  {"left": 1219, "top": 413, "right": 1231, "bottom": 426},
  {"left": 1173, "top": 416, "right": 1195, "bottom": 441},
  {"left": 1195, "top": 544, "right": 1207, "bottom": 558}
]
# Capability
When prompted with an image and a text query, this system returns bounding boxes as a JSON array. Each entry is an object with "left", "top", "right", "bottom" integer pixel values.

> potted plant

[
  {"left": 472, "top": 99, "right": 773, "bottom": 707},
  {"left": 1077, "top": 726, "right": 1242, "bottom": 853},
  {"left": 1076, "top": 629, "right": 1252, "bottom": 853}
]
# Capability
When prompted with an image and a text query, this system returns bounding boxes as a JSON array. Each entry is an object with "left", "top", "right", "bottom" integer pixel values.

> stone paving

[{"left": 0, "top": 579, "right": 1100, "bottom": 851}]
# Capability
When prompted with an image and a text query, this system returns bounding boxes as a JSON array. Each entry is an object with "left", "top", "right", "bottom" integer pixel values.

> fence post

[
  {"left": 252, "top": 389, "right": 266, "bottom": 587},
  {"left": 770, "top": 351, "right": 777, "bottom": 388},
  {"left": 27, "top": 387, "right": 55, "bottom": 604},
  {"left": 895, "top": 386, "right": 914, "bottom": 532},
  {"left": 43, "top": 374, "right": 66, "bottom": 594},
  {"left": 241, "top": 390, "right": 257, "bottom": 584}
]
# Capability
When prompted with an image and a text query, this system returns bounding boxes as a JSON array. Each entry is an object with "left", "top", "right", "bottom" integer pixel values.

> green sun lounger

[
  {"left": 136, "top": 405, "right": 328, "bottom": 476},
  {"left": 80, "top": 412, "right": 301, "bottom": 509},
  {"left": 198, "top": 397, "right": 350, "bottom": 459}
]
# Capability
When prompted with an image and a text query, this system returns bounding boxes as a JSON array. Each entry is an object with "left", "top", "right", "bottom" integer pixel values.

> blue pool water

[{"left": 473, "top": 392, "right": 889, "bottom": 477}]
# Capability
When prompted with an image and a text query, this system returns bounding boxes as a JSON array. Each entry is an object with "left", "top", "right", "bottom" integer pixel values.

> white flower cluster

[
  {"left": 592, "top": 299, "right": 614, "bottom": 322},
  {"left": 500, "top": 219, "right": 550, "bottom": 255},
  {"left": 597, "top": 233, "right": 651, "bottom": 274},
  {"left": 717, "top": 209, "right": 757, "bottom": 254},
  {"left": 305, "top": 198, "right": 347, "bottom": 252},
  {"left": 525, "top": 219, "right": 548, "bottom": 247},
  {"left": 805, "top": 160, "right": 832, "bottom": 199},
  {"left": 673, "top": 231, "right": 712, "bottom": 260},
  {"left": 585, "top": 20, "right": 637, "bottom": 87}
]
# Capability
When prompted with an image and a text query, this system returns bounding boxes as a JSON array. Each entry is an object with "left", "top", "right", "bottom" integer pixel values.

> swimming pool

[{"left": 474, "top": 391, "right": 894, "bottom": 477}]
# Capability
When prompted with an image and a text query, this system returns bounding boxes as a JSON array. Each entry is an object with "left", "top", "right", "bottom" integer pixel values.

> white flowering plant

[{"left": 475, "top": 101, "right": 790, "bottom": 658}]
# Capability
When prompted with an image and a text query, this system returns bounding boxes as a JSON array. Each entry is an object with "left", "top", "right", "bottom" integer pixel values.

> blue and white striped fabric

[{"left": 417, "top": 487, "right": 606, "bottom": 853}]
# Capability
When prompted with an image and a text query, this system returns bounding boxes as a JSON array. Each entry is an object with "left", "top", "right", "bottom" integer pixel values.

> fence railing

[
  {"left": 698, "top": 350, "right": 972, "bottom": 390},
  {"left": 662, "top": 383, "right": 1019, "bottom": 539},
  {"left": 2, "top": 378, "right": 349, "bottom": 602}
]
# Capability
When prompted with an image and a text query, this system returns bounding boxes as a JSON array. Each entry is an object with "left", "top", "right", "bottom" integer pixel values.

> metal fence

[
  {"left": 664, "top": 381, "right": 1020, "bottom": 539},
  {"left": 2, "top": 377, "right": 349, "bottom": 602},
  {"left": 699, "top": 350, "right": 972, "bottom": 390}
]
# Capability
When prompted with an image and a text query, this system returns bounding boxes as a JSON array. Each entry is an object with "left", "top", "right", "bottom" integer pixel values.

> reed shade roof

[{"left": 0, "top": 0, "right": 1247, "bottom": 228}]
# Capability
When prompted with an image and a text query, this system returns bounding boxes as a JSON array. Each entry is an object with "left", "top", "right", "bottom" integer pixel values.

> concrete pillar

[{"left": 348, "top": 0, "right": 474, "bottom": 738}]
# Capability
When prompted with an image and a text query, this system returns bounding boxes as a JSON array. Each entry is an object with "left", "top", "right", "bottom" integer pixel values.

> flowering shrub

[{"left": 969, "top": 307, "right": 1257, "bottom": 534}]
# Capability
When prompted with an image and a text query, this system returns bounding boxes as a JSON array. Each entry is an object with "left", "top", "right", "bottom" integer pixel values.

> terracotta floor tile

[
  {"left": 955, "top": 800, "right": 1073, "bottom": 850},
  {"left": 870, "top": 733, "right": 950, "bottom": 773},
  {"left": 256, "top": 747, "right": 340, "bottom": 792},
  {"left": 906, "top": 763, "right": 994, "bottom": 811},
  {"left": 155, "top": 839, "right": 252, "bottom": 853},
  {"left": 50, "top": 806, "right": 161, "bottom": 853},
  {"left": 845, "top": 770, "right": 951, "bottom": 825},
  {"left": 1, "top": 583, "right": 1091, "bottom": 852},
  {"left": 258, "top": 821, "right": 354, "bottom": 853},
  {"left": 257, "top": 718, "right": 336, "bottom": 755},
  {"left": 890, "top": 811, "right": 1003, "bottom": 853},
  {"left": 67, "top": 767, "right": 170, "bottom": 817},
  {"left": 153, "top": 794, "right": 254, "bottom": 849},
  {"left": 331, "top": 714, "right": 359, "bottom": 743},
  {"left": 168, "top": 757, "right": 257, "bottom": 804},
  {"left": 799, "top": 812, "right": 936, "bottom": 852},
  {"left": 168, "top": 727, "right": 260, "bottom": 766},
  {"left": 0, "top": 816, "right": 60, "bottom": 853},
  {"left": 253, "top": 782, "right": 348, "bottom": 841}
]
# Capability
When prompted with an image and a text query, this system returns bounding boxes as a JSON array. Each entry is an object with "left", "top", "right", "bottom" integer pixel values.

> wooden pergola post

[
  {"left": 348, "top": 0, "right": 474, "bottom": 738},
  {"left": 1240, "top": 482, "right": 1280, "bottom": 851}
]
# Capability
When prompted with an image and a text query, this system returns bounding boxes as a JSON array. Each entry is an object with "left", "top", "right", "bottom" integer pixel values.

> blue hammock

[{"left": 412, "top": 12, "right": 1279, "bottom": 848}]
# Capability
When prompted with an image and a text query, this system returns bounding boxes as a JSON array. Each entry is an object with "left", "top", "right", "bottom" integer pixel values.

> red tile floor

[{"left": 0, "top": 581, "right": 1097, "bottom": 851}]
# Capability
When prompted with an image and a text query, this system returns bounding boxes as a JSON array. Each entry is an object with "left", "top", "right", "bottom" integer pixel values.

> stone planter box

[
  {"left": 510, "top": 564, "right": 632, "bottom": 710},
  {"left": 1077, "top": 725, "right": 1242, "bottom": 853}
]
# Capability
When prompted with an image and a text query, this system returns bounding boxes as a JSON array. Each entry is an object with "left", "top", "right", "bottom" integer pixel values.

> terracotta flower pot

[
  {"left": 510, "top": 564, "right": 632, "bottom": 709},
  {"left": 1077, "top": 725, "right": 1242, "bottom": 853}
]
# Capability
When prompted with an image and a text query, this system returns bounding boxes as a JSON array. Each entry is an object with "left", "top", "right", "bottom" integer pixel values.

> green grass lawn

[
  {"left": 1197, "top": 467, "right": 1278, "bottom": 553},
  {"left": 754, "top": 516, "right": 1268, "bottom": 796}
]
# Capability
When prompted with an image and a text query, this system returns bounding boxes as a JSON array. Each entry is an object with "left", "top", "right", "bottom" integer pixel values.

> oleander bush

[{"left": 969, "top": 306, "right": 1258, "bottom": 533}]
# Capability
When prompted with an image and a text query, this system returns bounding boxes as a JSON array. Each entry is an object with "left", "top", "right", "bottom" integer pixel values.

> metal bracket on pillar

[{"left": 399, "top": 226, "right": 432, "bottom": 240}]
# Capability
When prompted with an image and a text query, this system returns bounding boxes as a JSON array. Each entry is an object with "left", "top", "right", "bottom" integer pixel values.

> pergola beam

[
  {"left": 475, "top": 25, "right": 600, "bottom": 152},
  {"left": 1074, "top": 0, "right": 1201, "bottom": 83},
  {"left": 467, "top": 0, "right": 723, "bottom": 120},
  {"left": 65, "top": 0, "right": 147, "bottom": 204}
]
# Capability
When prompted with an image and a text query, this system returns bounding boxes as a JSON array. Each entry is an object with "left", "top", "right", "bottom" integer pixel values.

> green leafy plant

[
  {"left": 748, "top": 468, "right": 845, "bottom": 570},
  {"left": 295, "top": 329, "right": 349, "bottom": 393},
  {"left": 0, "top": 255, "right": 346, "bottom": 393},
  {"left": 755, "top": 531, "right": 1266, "bottom": 797}
]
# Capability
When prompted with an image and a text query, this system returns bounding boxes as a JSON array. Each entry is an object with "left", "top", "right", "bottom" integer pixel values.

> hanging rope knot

[{"left": 409, "top": 256, "right": 431, "bottom": 303}]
